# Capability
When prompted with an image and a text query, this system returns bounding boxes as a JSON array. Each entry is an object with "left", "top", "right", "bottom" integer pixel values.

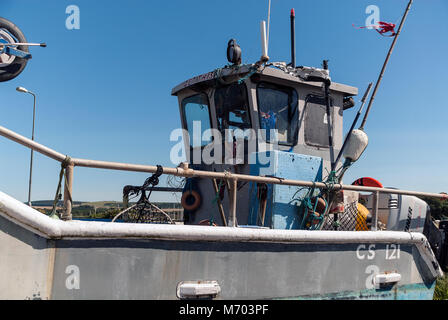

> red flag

[{"left": 353, "top": 21, "right": 397, "bottom": 37}]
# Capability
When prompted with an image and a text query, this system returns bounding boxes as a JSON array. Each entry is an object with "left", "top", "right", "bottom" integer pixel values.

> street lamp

[{"left": 16, "top": 86, "right": 36, "bottom": 207}]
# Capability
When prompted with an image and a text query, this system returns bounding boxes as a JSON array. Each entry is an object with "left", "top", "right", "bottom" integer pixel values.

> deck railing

[{"left": 1, "top": 124, "right": 446, "bottom": 227}]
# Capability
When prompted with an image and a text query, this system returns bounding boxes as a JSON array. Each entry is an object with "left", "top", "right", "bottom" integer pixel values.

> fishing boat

[{"left": 0, "top": 1, "right": 447, "bottom": 300}]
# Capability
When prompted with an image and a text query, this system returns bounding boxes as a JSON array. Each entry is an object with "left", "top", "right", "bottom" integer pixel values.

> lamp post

[{"left": 16, "top": 86, "right": 36, "bottom": 207}]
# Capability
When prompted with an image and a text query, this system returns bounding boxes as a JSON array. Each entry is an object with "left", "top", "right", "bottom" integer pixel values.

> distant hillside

[
  {"left": 30, "top": 199, "right": 183, "bottom": 221},
  {"left": 30, "top": 200, "right": 181, "bottom": 208},
  {"left": 29, "top": 200, "right": 83, "bottom": 207}
]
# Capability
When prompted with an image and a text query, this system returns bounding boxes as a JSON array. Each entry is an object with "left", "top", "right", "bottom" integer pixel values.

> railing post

[
  {"left": 62, "top": 162, "right": 74, "bottom": 221},
  {"left": 228, "top": 178, "right": 238, "bottom": 227},
  {"left": 212, "top": 179, "right": 227, "bottom": 227},
  {"left": 371, "top": 191, "right": 379, "bottom": 231}
]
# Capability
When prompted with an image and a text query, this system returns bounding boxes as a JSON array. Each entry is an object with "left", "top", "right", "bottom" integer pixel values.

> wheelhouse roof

[{"left": 171, "top": 63, "right": 358, "bottom": 97}]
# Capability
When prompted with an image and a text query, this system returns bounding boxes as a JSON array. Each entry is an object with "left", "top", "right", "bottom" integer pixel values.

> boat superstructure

[{"left": 171, "top": 61, "right": 358, "bottom": 227}]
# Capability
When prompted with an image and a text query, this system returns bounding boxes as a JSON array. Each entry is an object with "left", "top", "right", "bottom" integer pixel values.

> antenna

[
  {"left": 267, "top": 0, "right": 272, "bottom": 47},
  {"left": 257, "top": 0, "right": 272, "bottom": 65},
  {"left": 260, "top": 20, "right": 269, "bottom": 62}
]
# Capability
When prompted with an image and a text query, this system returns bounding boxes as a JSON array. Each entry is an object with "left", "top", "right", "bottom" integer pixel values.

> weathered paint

[
  {"left": 48, "top": 239, "right": 436, "bottom": 300},
  {"left": 171, "top": 64, "right": 358, "bottom": 97},
  {"left": 0, "top": 214, "right": 52, "bottom": 299},
  {"left": 249, "top": 151, "right": 323, "bottom": 229}
]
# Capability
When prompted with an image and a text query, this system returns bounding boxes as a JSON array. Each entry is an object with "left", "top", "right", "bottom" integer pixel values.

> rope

[
  {"left": 321, "top": 170, "right": 339, "bottom": 229},
  {"left": 214, "top": 64, "right": 238, "bottom": 86},
  {"left": 237, "top": 65, "right": 258, "bottom": 85},
  {"left": 324, "top": 170, "right": 338, "bottom": 194},
  {"left": 293, "top": 168, "right": 343, "bottom": 231},
  {"left": 295, "top": 183, "right": 326, "bottom": 230},
  {"left": 49, "top": 156, "right": 72, "bottom": 219},
  {"left": 123, "top": 165, "right": 163, "bottom": 208},
  {"left": 214, "top": 64, "right": 260, "bottom": 87}
]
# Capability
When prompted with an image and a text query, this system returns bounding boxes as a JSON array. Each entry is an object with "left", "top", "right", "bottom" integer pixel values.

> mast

[{"left": 359, "top": 0, "right": 414, "bottom": 130}]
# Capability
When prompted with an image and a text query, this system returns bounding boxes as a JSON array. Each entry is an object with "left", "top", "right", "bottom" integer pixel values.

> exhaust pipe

[{"left": 290, "top": 8, "right": 296, "bottom": 67}]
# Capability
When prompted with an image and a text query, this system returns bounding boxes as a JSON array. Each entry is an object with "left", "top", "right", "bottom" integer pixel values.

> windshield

[
  {"left": 181, "top": 93, "right": 212, "bottom": 148},
  {"left": 256, "top": 82, "right": 298, "bottom": 146},
  {"left": 214, "top": 82, "right": 251, "bottom": 140}
]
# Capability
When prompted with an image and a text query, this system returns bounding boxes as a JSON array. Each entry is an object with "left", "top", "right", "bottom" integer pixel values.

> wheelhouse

[
  {"left": 172, "top": 64, "right": 358, "bottom": 172},
  {"left": 172, "top": 63, "right": 358, "bottom": 227}
]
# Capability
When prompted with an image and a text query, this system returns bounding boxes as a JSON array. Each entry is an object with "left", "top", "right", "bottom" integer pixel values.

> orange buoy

[{"left": 352, "top": 177, "right": 383, "bottom": 188}]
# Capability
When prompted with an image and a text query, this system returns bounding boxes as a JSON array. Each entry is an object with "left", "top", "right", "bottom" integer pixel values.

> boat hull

[
  {"left": 0, "top": 191, "right": 442, "bottom": 300},
  {"left": 49, "top": 239, "right": 436, "bottom": 300}
]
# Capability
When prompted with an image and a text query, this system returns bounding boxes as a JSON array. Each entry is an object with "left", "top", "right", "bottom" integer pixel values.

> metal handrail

[{"left": 1, "top": 124, "right": 446, "bottom": 223}]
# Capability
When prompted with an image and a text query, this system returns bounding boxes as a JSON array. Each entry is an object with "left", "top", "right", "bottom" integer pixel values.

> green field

[{"left": 32, "top": 200, "right": 183, "bottom": 220}]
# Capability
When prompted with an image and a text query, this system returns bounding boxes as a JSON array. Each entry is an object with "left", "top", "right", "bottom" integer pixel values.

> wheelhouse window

[
  {"left": 256, "top": 82, "right": 298, "bottom": 146},
  {"left": 214, "top": 83, "right": 251, "bottom": 140},
  {"left": 304, "top": 95, "right": 333, "bottom": 148},
  {"left": 181, "top": 93, "right": 212, "bottom": 148}
]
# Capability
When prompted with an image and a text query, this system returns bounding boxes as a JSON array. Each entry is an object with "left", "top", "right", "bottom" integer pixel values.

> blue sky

[{"left": 0, "top": 0, "right": 447, "bottom": 202}]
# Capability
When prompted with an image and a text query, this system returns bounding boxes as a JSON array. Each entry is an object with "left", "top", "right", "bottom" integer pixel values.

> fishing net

[
  {"left": 321, "top": 200, "right": 360, "bottom": 231},
  {"left": 114, "top": 165, "right": 175, "bottom": 224},
  {"left": 119, "top": 202, "right": 174, "bottom": 224}
]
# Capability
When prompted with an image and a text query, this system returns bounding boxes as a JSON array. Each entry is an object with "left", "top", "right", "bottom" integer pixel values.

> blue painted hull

[{"left": 283, "top": 282, "right": 436, "bottom": 300}]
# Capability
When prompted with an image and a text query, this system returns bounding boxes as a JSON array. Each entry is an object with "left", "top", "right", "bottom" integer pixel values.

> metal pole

[
  {"left": 0, "top": 125, "right": 66, "bottom": 162},
  {"left": 371, "top": 191, "right": 380, "bottom": 231},
  {"left": 331, "top": 83, "right": 373, "bottom": 171},
  {"left": 359, "top": 0, "right": 413, "bottom": 131},
  {"left": 1, "top": 42, "right": 46, "bottom": 47},
  {"left": 212, "top": 179, "right": 227, "bottom": 227},
  {"left": 267, "top": 0, "right": 271, "bottom": 45},
  {"left": 323, "top": 60, "right": 335, "bottom": 166},
  {"left": 228, "top": 179, "right": 238, "bottom": 227},
  {"left": 27, "top": 92, "right": 36, "bottom": 207},
  {"left": 290, "top": 9, "right": 296, "bottom": 67}
]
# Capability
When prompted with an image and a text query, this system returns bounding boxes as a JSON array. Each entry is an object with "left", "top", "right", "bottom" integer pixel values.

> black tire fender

[{"left": 0, "top": 17, "right": 29, "bottom": 82}]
